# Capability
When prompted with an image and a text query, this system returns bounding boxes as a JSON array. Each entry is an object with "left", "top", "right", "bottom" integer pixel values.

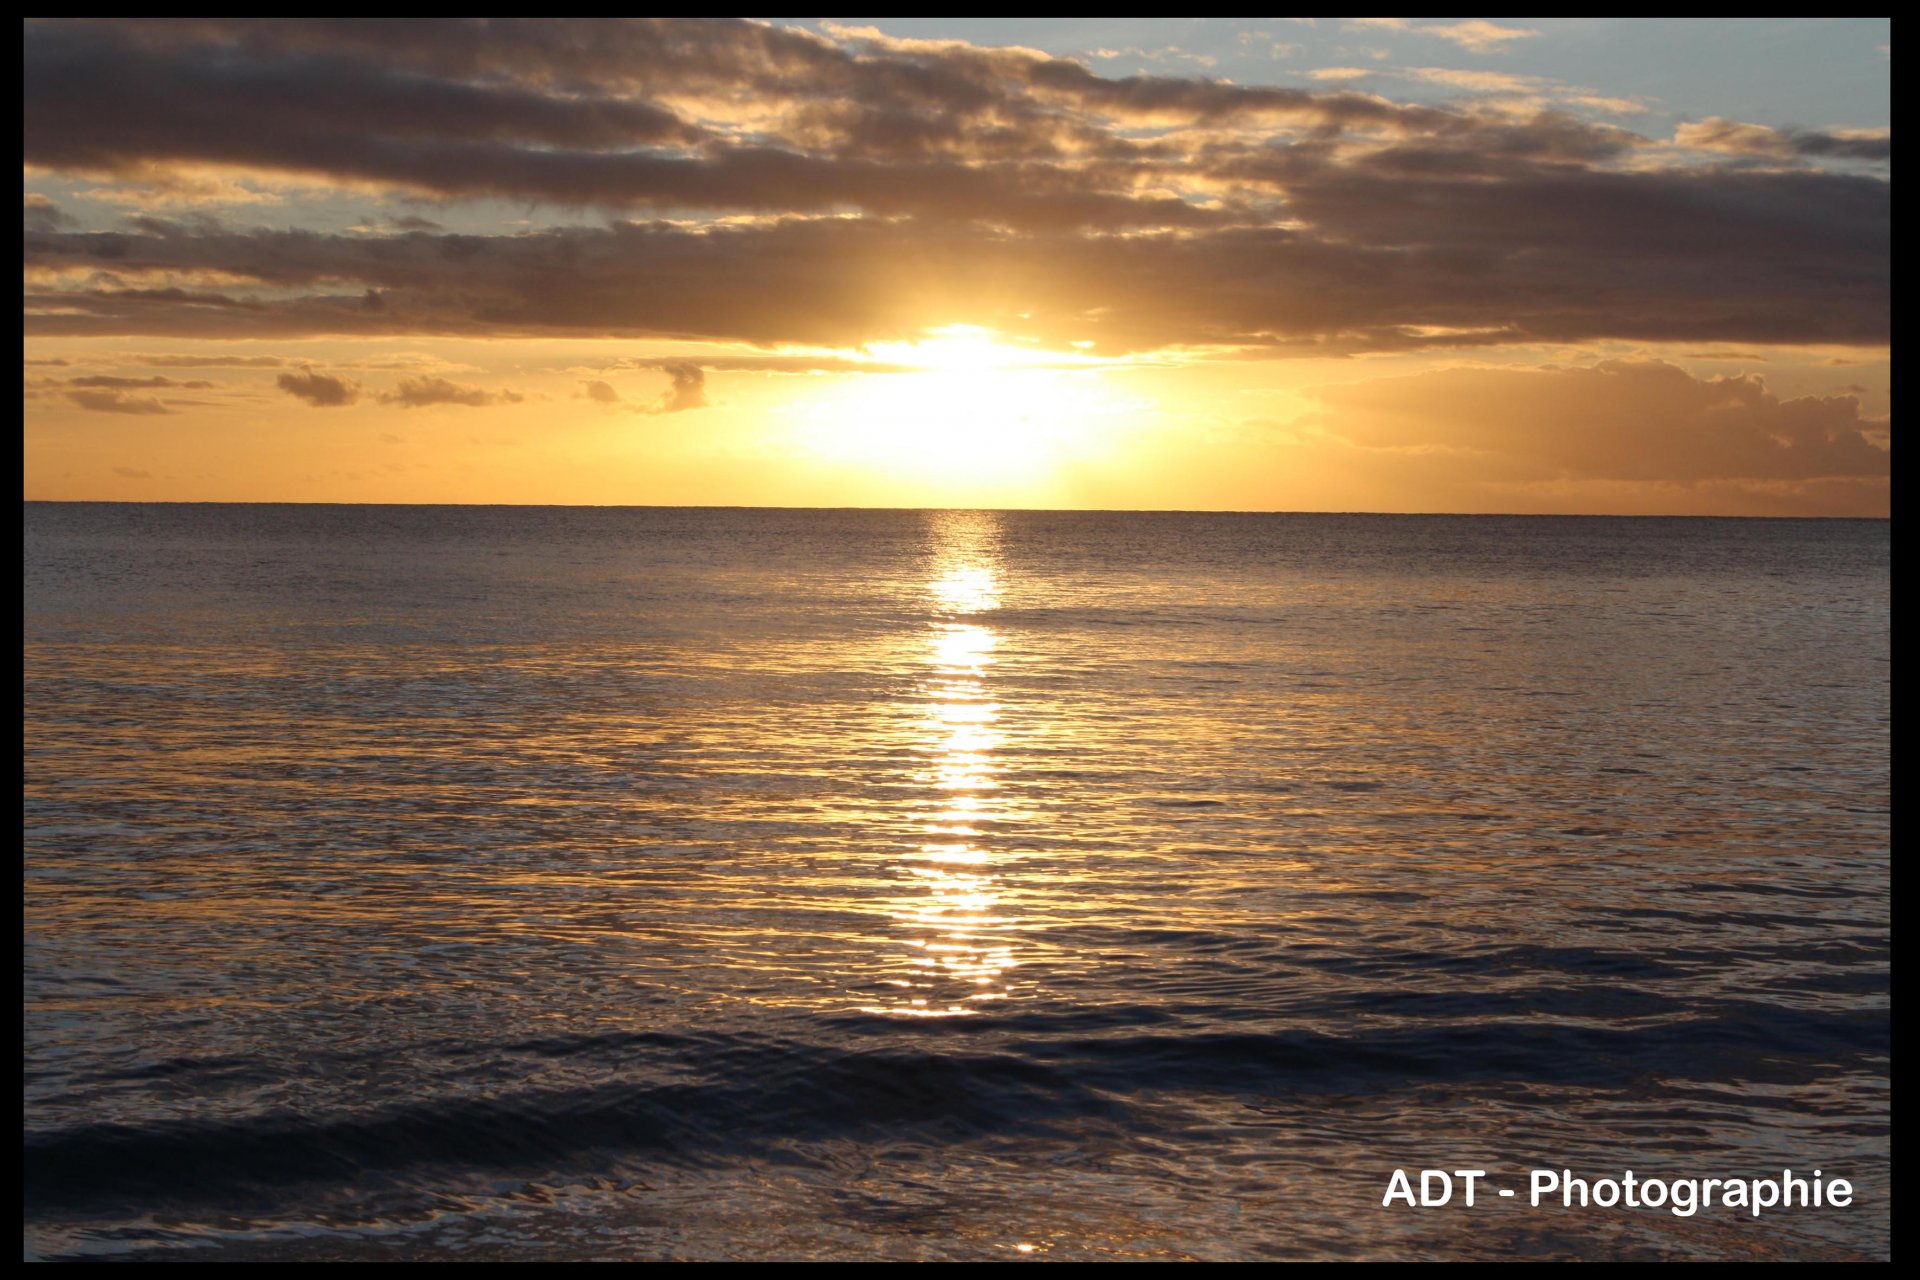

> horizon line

[{"left": 19, "top": 499, "right": 1889, "bottom": 521}]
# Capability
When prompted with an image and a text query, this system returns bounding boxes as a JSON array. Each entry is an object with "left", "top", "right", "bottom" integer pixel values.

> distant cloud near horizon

[
  {"left": 136, "top": 354, "right": 292, "bottom": 368},
  {"left": 276, "top": 369, "right": 360, "bottom": 407},
  {"left": 1306, "top": 360, "right": 1889, "bottom": 486},
  {"left": 379, "top": 376, "right": 523, "bottom": 408},
  {"left": 67, "top": 374, "right": 213, "bottom": 389},
  {"left": 66, "top": 388, "right": 174, "bottom": 414},
  {"left": 630, "top": 362, "right": 707, "bottom": 415}
]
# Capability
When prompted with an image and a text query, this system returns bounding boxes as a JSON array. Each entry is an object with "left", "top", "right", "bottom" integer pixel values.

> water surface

[{"left": 23, "top": 505, "right": 1890, "bottom": 1260}]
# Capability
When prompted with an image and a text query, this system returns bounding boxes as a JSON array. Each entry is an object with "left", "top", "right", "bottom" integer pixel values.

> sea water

[{"left": 23, "top": 504, "right": 1889, "bottom": 1260}]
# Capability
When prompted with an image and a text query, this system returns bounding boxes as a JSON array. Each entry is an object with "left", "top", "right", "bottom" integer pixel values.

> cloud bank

[
  {"left": 1306, "top": 360, "right": 1888, "bottom": 484},
  {"left": 20, "top": 19, "right": 1887, "bottom": 357}
]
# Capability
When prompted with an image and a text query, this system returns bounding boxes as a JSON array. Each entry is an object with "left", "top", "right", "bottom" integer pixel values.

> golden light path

[{"left": 868, "top": 511, "right": 1020, "bottom": 1017}]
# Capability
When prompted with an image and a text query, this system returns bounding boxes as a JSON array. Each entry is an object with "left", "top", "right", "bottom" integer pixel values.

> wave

[{"left": 26, "top": 1001, "right": 1888, "bottom": 1214}]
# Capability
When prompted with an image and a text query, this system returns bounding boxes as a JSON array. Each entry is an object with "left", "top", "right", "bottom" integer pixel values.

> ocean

[{"left": 22, "top": 504, "right": 1890, "bottom": 1261}]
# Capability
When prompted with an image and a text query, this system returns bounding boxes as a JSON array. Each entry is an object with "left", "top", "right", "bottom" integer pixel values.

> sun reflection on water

[
  {"left": 868, "top": 513, "right": 1019, "bottom": 1017},
  {"left": 930, "top": 563, "right": 1000, "bottom": 616}
]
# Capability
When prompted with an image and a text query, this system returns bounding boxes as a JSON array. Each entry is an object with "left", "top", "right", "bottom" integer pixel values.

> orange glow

[{"left": 782, "top": 328, "right": 1137, "bottom": 494}]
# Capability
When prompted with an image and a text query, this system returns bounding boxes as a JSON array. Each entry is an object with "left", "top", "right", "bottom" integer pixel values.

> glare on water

[{"left": 872, "top": 513, "right": 1017, "bottom": 1016}]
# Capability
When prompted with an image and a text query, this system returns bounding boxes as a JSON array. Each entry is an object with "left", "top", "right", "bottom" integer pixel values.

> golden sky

[{"left": 23, "top": 19, "right": 1890, "bottom": 514}]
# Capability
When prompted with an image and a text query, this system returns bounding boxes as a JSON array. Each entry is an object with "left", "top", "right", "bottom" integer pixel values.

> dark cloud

[
  {"left": 629, "top": 362, "right": 707, "bottom": 415},
  {"left": 24, "top": 21, "right": 702, "bottom": 162},
  {"left": 19, "top": 18, "right": 1645, "bottom": 233},
  {"left": 16, "top": 19, "right": 1890, "bottom": 358},
  {"left": 379, "top": 375, "right": 523, "bottom": 407},
  {"left": 1305, "top": 359, "right": 1889, "bottom": 484},
  {"left": 21, "top": 191, "right": 1889, "bottom": 352},
  {"left": 1677, "top": 117, "right": 1889, "bottom": 162},
  {"left": 66, "top": 388, "right": 174, "bottom": 413},
  {"left": 276, "top": 368, "right": 360, "bottom": 406},
  {"left": 24, "top": 357, "right": 73, "bottom": 367},
  {"left": 23, "top": 22, "right": 1222, "bottom": 230},
  {"left": 24, "top": 194, "right": 75, "bottom": 232},
  {"left": 652, "top": 363, "right": 706, "bottom": 414},
  {"left": 580, "top": 379, "right": 621, "bottom": 403},
  {"left": 37, "top": 18, "right": 1462, "bottom": 139}
]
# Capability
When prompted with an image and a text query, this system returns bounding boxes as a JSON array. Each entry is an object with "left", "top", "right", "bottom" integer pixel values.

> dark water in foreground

[{"left": 23, "top": 505, "right": 1889, "bottom": 1261}]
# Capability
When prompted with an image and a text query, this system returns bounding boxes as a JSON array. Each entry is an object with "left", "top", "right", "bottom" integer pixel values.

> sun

[
  {"left": 787, "top": 326, "right": 1140, "bottom": 498},
  {"left": 885, "top": 326, "right": 1025, "bottom": 374}
]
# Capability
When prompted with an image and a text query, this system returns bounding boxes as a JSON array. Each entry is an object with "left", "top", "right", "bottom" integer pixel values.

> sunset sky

[{"left": 23, "top": 18, "right": 1889, "bottom": 514}]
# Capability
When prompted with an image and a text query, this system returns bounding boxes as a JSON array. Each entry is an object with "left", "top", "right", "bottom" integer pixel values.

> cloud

[
  {"left": 629, "top": 361, "right": 707, "bottom": 415},
  {"left": 351, "top": 214, "right": 446, "bottom": 234},
  {"left": 129, "top": 353, "right": 291, "bottom": 367},
  {"left": 15, "top": 20, "right": 1889, "bottom": 360},
  {"left": 1347, "top": 18, "right": 1541, "bottom": 53},
  {"left": 66, "top": 387, "right": 174, "bottom": 413},
  {"left": 1421, "top": 21, "right": 1541, "bottom": 53},
  {"left": 24, "top": 357, "right": 73, "bottom": 367},
  {"left": 112, "top": 466, "right": 152, "bottom": 478},
  {"left": 579, "top": 361, "right": 707, "bottom": 413},
  {"left": 80, "top": 168, "right": 291, "bottom": 209},
  {"left": 1392, "top": 68, "right": 1649, "bottom": 119},
  {"left": 24, "top": 193, "right": 75, "bottom": 232},
  {"left": 121, "top": 350, "right": 468, "bottom": 371},
  {"left": 1400, "top": 67, "right": 1540, "bottom": 94},
  {"left": 24, "top": 21, "right": 704, "bottom": 164},
  {"left": 67, "top": 374, "right": 214, "bottom": 388},
  {"left": 275, "top": 367, "right": 360, "bottom": 406},
  {"left": 22, "top": 165, "right": 1888, "bottom": 354},
  {"left": 1305, "top": 359, "right": 1889, "bottom": 485},
  {"left": 20, "top": 19, "right": 1577, "bottom": 230},
  {"left": 1570, "top": 96, "right": 1647, "bottom": 117},
  {"left": 1675, "top": 117, "right": 1890, "bottom": 162},
  {"left": 1234, "top": 32, "right": 1302, "bottom": 59},
  {"left": 23, "top": 21, "right": 1233, "bottom": 231},
  {"left": 379, "top": 375, "right": 523, "bottom": 407}
]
